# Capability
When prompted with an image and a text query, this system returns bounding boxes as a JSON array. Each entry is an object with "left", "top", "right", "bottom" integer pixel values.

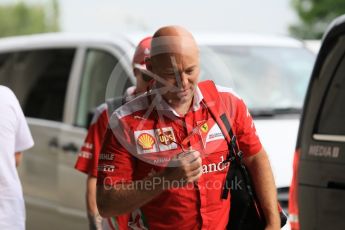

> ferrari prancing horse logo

[{"left": 200, "top": 123, "right": 209, "bottom": 133}]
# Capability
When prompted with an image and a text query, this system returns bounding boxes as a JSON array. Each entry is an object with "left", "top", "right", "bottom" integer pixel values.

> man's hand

[
  {"left": 87, "top": 176, "right": 103, "bottom": 229},
  {"left": 161, "top": 150, "right": 203, "bottom": 187},
  {"left": 97, "top": 150, "right": 202, "bottom": 217},
  {"left": 87, "top": 212, "right": 103, "bottom": 230}
]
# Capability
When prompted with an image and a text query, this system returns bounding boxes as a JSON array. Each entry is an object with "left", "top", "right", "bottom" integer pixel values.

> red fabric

[
  {"left": 98, "top": 81, "right": 262, "bottom": 230},
  {"left": 219, "top": 90, "right": 262, "bottom": 158},
  {"left": 289, "top": 149, "right": 301, "bottom": 230},
  {"left": 75, "top": 106, "right": 108, "bottom": 177},
  {"left": 74, "top": 104, "right": 131, "bottom": 230}
]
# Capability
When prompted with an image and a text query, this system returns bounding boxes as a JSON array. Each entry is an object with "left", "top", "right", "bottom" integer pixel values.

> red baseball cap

[{"left": 132, "top": 36, "right": 152, "bottom": 69}]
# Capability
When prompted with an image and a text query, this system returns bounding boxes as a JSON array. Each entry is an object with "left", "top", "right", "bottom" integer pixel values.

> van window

[
  {"left": 0, "top": 49, "right": 75, "bottom": 122},
  {"left": 75, "top": 49, "right": 131, "bottom": 128},
  {"left": 316, "top": 52, "right": 345, "bottom": 135},
  {"left": 200, "top": 46, "right": 315, "bottom": 113}
]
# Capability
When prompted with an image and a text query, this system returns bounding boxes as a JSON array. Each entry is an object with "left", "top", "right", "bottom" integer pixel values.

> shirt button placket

[{"left": 185, "top": 112, "right": 208, "bottom": 229}]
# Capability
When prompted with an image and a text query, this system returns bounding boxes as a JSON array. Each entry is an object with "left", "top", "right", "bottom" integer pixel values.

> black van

[{"left": 289, "top": 15, "right": 345, "bottom": 230}]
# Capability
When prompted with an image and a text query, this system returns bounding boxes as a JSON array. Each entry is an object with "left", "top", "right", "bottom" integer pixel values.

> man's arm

[
  {"left": 243, "top": 148, "right": 280, "bottom": 230},
  {"left": 97, "top": 150, "right": 202, "bottom": 217},
  {"left": 97, "top": 172, "right": 165, "bottom": 217},
  {"left": 87, "top": 176, "right": 98, "bottom": 215},
  {"left": 15, "top": 152, "right": 22, "bottom": 167},
  {"left": 86, "top": 176, "right": 102, "bottom": 229}
]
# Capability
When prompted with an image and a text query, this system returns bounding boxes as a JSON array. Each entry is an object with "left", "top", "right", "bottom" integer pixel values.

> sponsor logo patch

[
  {"left": 134, "top": 130, "right": 160, "bottom": 154},
  {"left": 200, "top": 123, "right": 209, "bottom": 133},
  {"left": 156, "top": 127, "right": 177, "bottom": 151},
  {"left": 158, "top": 130, "right": 175, "bottom": 145},
  {"left": 99, "top": 153, "right": 115, "bottom": 161},
  {"left": 83, "top": 142, "right": 93, "bottom": 149},
  {"left": 134, "top": 128, "right": 178, "bottom": 153},
  {"left": 98, "top": 164, "right": 115, "bottom": 172},
  {"left": 206, "top": 123, "right": 224, "bottom": 143},
  {"left": 202, "top": 156, "right": 229, "bottom": 174},
  {"left": 78, "top": 151, "right": 92, "bottom": 159},
  {"left": 137, "top": 133, "right": 156, "bottom": 150}
]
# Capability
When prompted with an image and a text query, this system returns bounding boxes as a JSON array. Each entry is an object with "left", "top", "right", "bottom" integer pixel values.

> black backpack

[{"left": 198, "top": 80, "right": 287, "bottom": 230}]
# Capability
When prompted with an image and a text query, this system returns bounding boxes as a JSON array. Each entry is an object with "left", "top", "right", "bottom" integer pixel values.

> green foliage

[
  {"left": 289, "top": 0, "right": 345, "bottom": 39},
  {"left": 0, "top": 0, "right": 59, "bottom": 38}
]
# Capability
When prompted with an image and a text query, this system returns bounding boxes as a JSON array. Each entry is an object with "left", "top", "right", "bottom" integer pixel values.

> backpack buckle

[{"left": 223, "top": 156, "right": 236, "bottom": 164}]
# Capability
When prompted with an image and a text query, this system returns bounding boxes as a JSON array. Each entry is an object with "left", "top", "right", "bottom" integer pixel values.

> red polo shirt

[
  {"left": 98, "top": 82, "right": 262, "bottom": 230},
  {"left": 75, "top": 87, "right": 147, "bottom": 230}
]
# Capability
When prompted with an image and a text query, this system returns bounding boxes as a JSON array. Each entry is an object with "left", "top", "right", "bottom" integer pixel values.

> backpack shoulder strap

[
  {"left": 198, "top": 80, "right": 241, "bottom": 158},
  {"left": 198, "top": 80, "right": 231, "bottom": 142},
  {"left": 198, "top": 80, "right": 242, "bottom": 158},
  {"left": 198, "top": 80, "right": 244, "bottom": 199}
]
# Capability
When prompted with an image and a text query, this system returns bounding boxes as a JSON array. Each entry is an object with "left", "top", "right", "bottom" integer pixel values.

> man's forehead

[{"left": 150, "top": 36, "right": 198, "bottom": 57}]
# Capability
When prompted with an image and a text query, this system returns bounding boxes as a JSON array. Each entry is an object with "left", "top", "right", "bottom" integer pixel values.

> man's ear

[
  {"left": 132, "top": 68, "right": 139, "bottom": 79},
  {"left": 145, "top": 57, "right": 153, "bottom": 71}
]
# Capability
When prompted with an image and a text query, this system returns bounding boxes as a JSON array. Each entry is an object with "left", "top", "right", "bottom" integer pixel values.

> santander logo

[{"left": 202, "top": 156, "right": 229, "bottom": 174}]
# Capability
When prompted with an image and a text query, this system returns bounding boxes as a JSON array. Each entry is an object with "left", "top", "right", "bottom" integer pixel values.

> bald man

[{"left": 97, "top": 26, "right": 280, "bottom": 230}]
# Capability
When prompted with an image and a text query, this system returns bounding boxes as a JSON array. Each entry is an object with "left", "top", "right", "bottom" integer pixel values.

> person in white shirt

[{"left": 0, "top": 86, "right": 34, "bottom": 230}]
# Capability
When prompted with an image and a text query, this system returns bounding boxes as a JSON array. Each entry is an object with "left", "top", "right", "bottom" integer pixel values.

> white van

[
  {"left": 0, "top": 33, "right": 315, "bottom": 229},
  {"left": 0, "top": 33, "right": 138, "bottom": 230}
]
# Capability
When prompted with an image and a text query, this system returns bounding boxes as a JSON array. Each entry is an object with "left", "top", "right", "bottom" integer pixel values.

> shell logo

[
  {"left": 137, "top": 133, "right": 155, "bottom": 150},
  {"left": 200, "top": 123, "right": 208, "bottom": 133}
]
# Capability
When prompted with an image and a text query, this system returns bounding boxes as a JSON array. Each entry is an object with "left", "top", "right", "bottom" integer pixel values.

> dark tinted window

[
  {"left": 76, "top": 49, "right": 132, "bottom": 128},
  {"left": 0, "top": 49, "right": 75, "bottom": 121},
  {"left": 316, "top": 53, "right": 345, "bottom": 135}
]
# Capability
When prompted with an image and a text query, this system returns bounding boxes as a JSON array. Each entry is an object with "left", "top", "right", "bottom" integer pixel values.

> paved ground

[{"left": 26, "top": 203, "right": 87, "bottom": 230}]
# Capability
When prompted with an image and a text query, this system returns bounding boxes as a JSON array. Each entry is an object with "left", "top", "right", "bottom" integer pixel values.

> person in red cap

[
  {"left": 122, "top": 36, "right": 152, "bottom": 102},
  {"left": 74, "top": 36, "right": 152, "bottom": 230}
]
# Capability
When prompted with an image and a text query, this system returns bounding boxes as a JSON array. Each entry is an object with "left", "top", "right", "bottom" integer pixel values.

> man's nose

[{"left": 180, "top": 72, "right": 189, "bottom": 88}]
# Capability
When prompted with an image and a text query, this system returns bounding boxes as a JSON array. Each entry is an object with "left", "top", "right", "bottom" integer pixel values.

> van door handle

[
  {"left": 328, "top": 181, "right": 345, "bottom": 190},
  {"left": 48, "top": 137, "right": 59, "bottom": 148},
  {"left": 61, "top": 143, "right": 79, "bottom": 153}
]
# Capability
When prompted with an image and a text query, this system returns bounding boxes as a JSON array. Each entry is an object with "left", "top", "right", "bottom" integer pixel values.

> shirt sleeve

[
  {"left": 14, "top": 94, "right": 34, "bottom": 152},
  {"left": 75, "top": 107, "right": 109, "bottom": 177},
  {"left": 97, "top": 126, "right": 135, "bottom": 186},
  {"left": 233, "top": 98, "right": 262, "bottom": 157}
]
